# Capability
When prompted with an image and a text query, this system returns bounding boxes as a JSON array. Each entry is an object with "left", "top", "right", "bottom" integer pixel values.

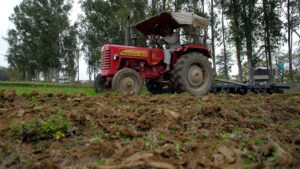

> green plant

[
  {"left": 242, "top": 159, "right": 252, "bottom": 169},
  {"left": 143, "top": 135, "right": 156, "bottom": 150},
  {"left": 30, "top": 96, "right": 38, "bottom": 107},
  {"left": 63, "top": 143, "right": 75, "bottom": 150},
  {"left": 202, "top": 131, "right": 209, "bottom": 139},
  {"left": 211, "top": 144, "right": 217, "bottom": 151},
  {"left": 175, "top": 143, "right": 181, "bottom": 158},
  {"left": 158, "top": 133, "right": 165, "bottom": 143},
  {"left": 37, "top": 141, "right": 50, "bottom": 149},
  {"left": 41, "top": 116, "right": 71, "bottom": 136},
  {"left": 84, "top": 115, "right": 92, "bottom": 122},
  {"left": 95, "top": 158, "right": 109, "bottom": 165},
  {"left": 10, "top": 113, "right": 72, "bottom": 140},
  {"left": 10, "top": 121, "right": 23, "bottom": 133},
  {"left": 255, "top": 137, "right": 263, "bottom": 145},
  {"left": 217, "top": 132, "right": 230, "bottom": 141},
  {"left": 290, "top": 118, "right": 300, "bottom": 129}
]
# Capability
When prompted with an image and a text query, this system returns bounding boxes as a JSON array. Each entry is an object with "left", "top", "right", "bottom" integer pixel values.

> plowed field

[{"left": 0, "top": 89, "right": 300, "bottom": 169}]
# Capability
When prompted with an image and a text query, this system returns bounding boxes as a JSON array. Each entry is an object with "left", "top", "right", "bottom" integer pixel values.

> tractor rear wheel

[
  {"left": 112, "top": 68, "right": 143, "bottom": 94},
  {"left": 174, "top": 52, "right": 213, "bottom": 95},
  {"left": 94, "top": 74, "right": 108, "bottom": 93}
]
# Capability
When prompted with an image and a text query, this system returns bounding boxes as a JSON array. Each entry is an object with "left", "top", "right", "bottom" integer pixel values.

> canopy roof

[{"left": 135, "top": 12, "right": 208, "bottom": 36}]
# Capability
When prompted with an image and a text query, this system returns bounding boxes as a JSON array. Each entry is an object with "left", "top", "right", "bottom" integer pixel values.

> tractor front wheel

[
  {"left": 94, "top": 74, "right": 109, "bottom": 93},
  {"left": 174, "top": 52, "right": 213, "bottom": 95},
  {"left": 112, "top": 68, "right": 143, "bottom": 94}
]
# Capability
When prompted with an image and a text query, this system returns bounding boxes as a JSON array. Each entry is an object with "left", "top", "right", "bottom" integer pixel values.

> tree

[
  {"left": 258, "top": 0, "right": 283, "bottom": 83},
  {"left": 220, "top": 1, "right": 229, "bottom": 80},
  {"left": 286, "top": 0, "right": 300, "bottom": 83},
  {"left": 228, "top": 0, "right": 244, "bottom": 82},
  {"left": 60, "top": 23, "right": 79, "bottom": 82},
  {"left": 6, "top": 0, "right": 73, "bottom": 82},
  {"left": 210, "top": 0, "right": 217, "bottom": 76},
  {"left": 80, "top": 0, "right": 147, "bottom": 80},
  {"left": 240, "top": 0, "right": 258, "bottom": 84},
  {"left": 0, "top": 66, "right": 10, "bottom": 81}
]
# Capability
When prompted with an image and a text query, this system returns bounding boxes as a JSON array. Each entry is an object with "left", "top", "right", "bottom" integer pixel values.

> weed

[
  {"left": 202, "top": 131, "right": 209, "bottom": 139},
  {"left": 10, "top": 121, "right": 23, "bottom": 133},
  {"left": 53, "top": 131, "right": 65, "bottom": 139},
  {"left": 158, "top": 133, "right": 165, "bottom": 143},
  {"left": 184, "top": 139, "right": 196, "bottom": 146},
  {"left": 255, "top": 137, "right": 263, "bottom": 145},
  {"left": 37, "top": 141, "right": 50, "bottom": 149},
  {"left": 167, "top": 125, "right": 178, "bottom": 133},
  {"left": 30, "top": 96, "right": 38, "bottom": 107},
  {"left": 217, "top": 132, "right": 230, "bottom": 141},
  {"left": 175, "top": 143, "right": 181, "bottom": 158},
  {"left": 84, "top": 115, "right": 92, "bottom": 122},
  {"left": 143, "top": 135, "right": 156, "bottom": 150},
  {"left": 95, "top": 158, "right": 109, "bottom": 165},
  {"left": 112, "top": 98, "right": 121, "bottom": 105},
  {"left": 289, "top": 118, "right": 300, "bottom": 129},
  {"left": 211, "top": 144, "right": 217, "bottom": 151},
  {"left": 136, "top": 106, "right": 149, "bottom": 114},
  {"left": 249, "top": 116, "right": 261, "bottom": 123},
  {"left": 10, "top": 113, "right": 72, "bottom": 140},
  {"left": 242, "top": 159, "right": 252, "bottom": 169},
  {"left": 94, "top": 135, "right": 103, "bottom": 142},
  {"left": 63, "top": 143, "right": 75, "bottom": 150}
]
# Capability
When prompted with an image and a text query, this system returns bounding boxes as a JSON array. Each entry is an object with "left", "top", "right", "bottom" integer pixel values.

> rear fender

[{"left": 175, "top": 44, "right": 212, "bottom": 58}]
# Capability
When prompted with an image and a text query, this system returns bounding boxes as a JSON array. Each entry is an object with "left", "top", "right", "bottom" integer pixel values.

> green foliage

[
  {"left": 255, "top": 137, "right": 263, "bottom": 145},
  {"left": 10, "top": 111, "right": 72, "bottom": 140},
  {"left": 142, "top": 135, "right": 156, "bottom": 150},
  {"left": 5, "top": 0, "right": 76, "bottom": 82},
  {"left": 30, "top": 96, "right": 38, "bottom": 107},
  {"left": 0, "top": 66, "right": 10, "bottom": 81},
  {"left": 37, "top": 141, "right": 50, "bottom": 149},
  {"left": 217, "top": 132, "right": 230, "bottom": 141},
  {"left": 95, "top": 158, "right": 109, "bottom": 165},
  {"left": 79, "top": 0, "right": 148, "bottom": 78},
  {"left": 202, "top": 131, "right": 210, "bottom": 139},
  {"left": 289, "top": 118, "right": 300, "bottom": 129},
  {"left": 158, "top": 133, "right": 165, "bottom": 143},
  {"left": 175, "top": 143, "right": 181, "bottom": 158}
]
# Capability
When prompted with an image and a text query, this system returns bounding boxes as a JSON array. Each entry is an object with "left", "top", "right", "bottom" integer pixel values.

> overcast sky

[{"left": 0, "top": 0, "right": 90, "bottom": 80}]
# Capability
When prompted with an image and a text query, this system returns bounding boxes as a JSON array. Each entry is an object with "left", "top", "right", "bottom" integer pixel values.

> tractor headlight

[{"left": 113, "top": 54, "right": 119, "bottom": 60}]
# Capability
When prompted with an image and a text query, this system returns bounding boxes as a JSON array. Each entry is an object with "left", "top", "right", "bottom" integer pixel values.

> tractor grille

[{"left": 101, "top": 50, "right": 111, "bottom": 71}]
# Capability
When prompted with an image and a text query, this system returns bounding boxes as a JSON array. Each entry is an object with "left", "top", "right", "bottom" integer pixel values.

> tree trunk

[
  {"left": 210, "top": 0, "right": 217, "bottom": 76},
  {"left": 242, "top": 0, "right": 254, "bottom": 84},
  {"left": 221, "top": 6, "right": 229, "bottom": 80},
  {"left": 288, "top": 0, "right": 294, "bottom": 83},
  {"left": 232, "top": 0, "right": 243, "bottom": 82},
  {"left": 77, "top": 53, "right": 80, "bottom": 82},
  {"left": 263, "top": 0, "right": 273, "bottom": 83}
]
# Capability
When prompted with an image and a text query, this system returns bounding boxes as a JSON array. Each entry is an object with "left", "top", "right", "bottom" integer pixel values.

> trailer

[{"left": 211, "top": 79, "right": 290, "bottom": 94}]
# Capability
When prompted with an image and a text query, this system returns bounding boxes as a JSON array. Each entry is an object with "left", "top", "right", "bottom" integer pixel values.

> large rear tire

[
  {"left": 112, "top": 68, "right": 143, "bottom": 94},
  {"left": 174, "top": 52, "right": 213, "bottom": 95}
]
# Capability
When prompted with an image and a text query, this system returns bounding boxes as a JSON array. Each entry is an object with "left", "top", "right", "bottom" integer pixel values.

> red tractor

[{"left": 94, "top": 12, "right": 213, "bottom": 95}]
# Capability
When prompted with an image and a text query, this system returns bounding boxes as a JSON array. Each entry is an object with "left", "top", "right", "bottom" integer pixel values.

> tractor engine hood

[{"left": 135, "top": 12, "right": 209, "bottom": 36}]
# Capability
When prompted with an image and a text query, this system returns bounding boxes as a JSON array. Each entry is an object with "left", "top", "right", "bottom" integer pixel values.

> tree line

[{"left": 4, "top": 0, "right": 300, "bottom": 83}]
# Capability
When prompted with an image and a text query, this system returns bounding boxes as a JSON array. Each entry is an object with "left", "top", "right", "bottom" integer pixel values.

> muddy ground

[{"left": 0, "top": 89, "right": 299, "bottom": 169}]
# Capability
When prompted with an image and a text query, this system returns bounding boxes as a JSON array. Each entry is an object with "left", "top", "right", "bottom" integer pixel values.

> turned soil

[{"left": 0, "top": 89, "right": 300, "bottom": 169}]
